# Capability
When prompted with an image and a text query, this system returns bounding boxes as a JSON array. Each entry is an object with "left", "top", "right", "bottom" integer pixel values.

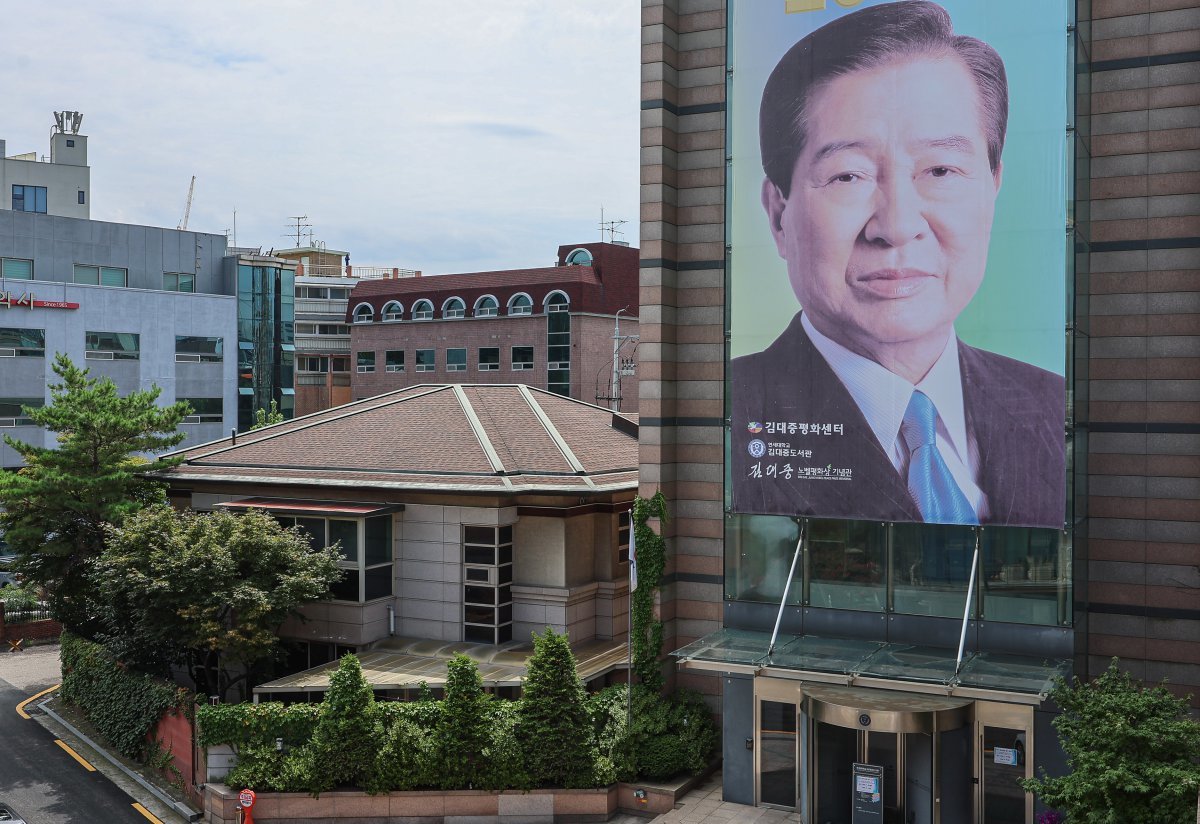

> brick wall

[{"left": 0, "top": 603, "right": 63, "bottom": 644}]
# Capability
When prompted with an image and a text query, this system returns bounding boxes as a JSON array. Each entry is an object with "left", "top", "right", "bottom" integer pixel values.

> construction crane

[{"left": 177, "top": 176, "right": 196, "bottom": 230}]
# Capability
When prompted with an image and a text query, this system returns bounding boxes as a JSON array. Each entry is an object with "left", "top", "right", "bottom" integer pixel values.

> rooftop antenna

[
  {"left": 598, "top": 206, "right": 627, "bottom": 244},
  {"left": 285, "top": 215, "right": 311, "bottom": 247}
]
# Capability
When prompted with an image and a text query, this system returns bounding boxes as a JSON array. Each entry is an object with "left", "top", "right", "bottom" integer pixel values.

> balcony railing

[{"left": 349, "top": 266, "right": 421, "bottom": 280}]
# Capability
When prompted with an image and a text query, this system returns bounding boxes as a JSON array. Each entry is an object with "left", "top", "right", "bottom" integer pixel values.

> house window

[
  {"left": 275, "top": 515, "right": 393, "bottom": 603},
  {"left": 332, "top": 356, "right": 350, "bottom": 373},
  {"left": 356, "top": 351, "right": 376, "bottom": 373},
  {"left": 447, "top": 348, "right": 467, "bottom": 372},
  {"left": 617, "top": 510, "right": 631, "bottom": 565},
  {"left": 175, "top": 335, "right": 223, "bottom": 362},
  {"left": 412, "top": 300, "right": 434, "bottom": 321},
  {"left": 180, "top": 397, "right": 223, "bottom": 424},
  {"left": 85, "top": 331, "right": 140, "bottom": 360},
  {"left": 164, "top": 272, "right": 195, "bottom": 292},
  {"left": 507, "top": 294, "right": 532, "bottom": 316},
  {"left": 74, "top": 265, "right": 128, "bottom": 287},
  {"left": 511, "top": 346, "right": 533, "bottom": 371},
  {"left": 299, "top": 356, "right": 328, "bottom": 373},
  {"left": 352, "top": 304, "right": 374, "bottom": 323},
  {"left": 546, "top": 293, "right": 571, "bottom": 397},
  {"left": 0, "top": 327, "right": 45, "bottom": 358},
  {"left": 474, "top": 296, "right": 498, "bottom": 317},
  {"left": 382, "top": 301, "right": 403, "bottom": 321},
  {"left": 443, "top": 297, "right": 465, "bottom": 319},
  {"left": 0, "top": 398, "right": 43, "bottom": 427},
  {"left": 385, "top": 350, "right": 405, "bottom": 372},
  {"left": 11, "top": 185, "right": 47, "bottom": 214},
  {"left": 416, "top": 349, "right": 435, "bottom": 372},
  {"left": 478, "top": 347, "right": 500, "bottom": 371},
  {"left": 462, "top": 525, "right": 513, "bottom": 644},
  {"left": 1, "top": 258, "right": 33, "bottom": 280}
]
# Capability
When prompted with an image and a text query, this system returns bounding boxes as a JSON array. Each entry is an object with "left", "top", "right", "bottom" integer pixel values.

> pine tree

[
  {"left": 0, "top": 354, "right": 189, "bottom": 631},
  {"left": 437, "top": 654, "right": 493, "bottom": 789},
  {"left": 516, "top": 627, "right": 595, "bottom": 787},
  {"left": 304, "top": 654, "right": 379, "bottom": 793}
]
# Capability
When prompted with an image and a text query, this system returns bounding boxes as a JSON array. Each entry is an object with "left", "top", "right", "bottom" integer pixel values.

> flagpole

[{"left": 626, "top": 506, "right": 636, "bottom": 729}]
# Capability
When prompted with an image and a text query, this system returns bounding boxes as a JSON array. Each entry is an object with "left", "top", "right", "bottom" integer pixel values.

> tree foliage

[
  {"left": 251, "top": 400, "right": 285, "bottom": 430},
  {"left": 631, "top": 491, "right": 668, "bottom": 691},
  {"left": 1021, "top": 659, "right": 1200, "bottom": 823},
  {"left": 437, "top": 654, "right": 494, "bottom": 789},
  {"left": 92, "top": 505, "right": 342, "bottom": 701},
  {"left": 517, "top": 627, "right": 594, "bottom": 787},
  {"left": 301, "top": 655, "right": 379, "bottom": 793},
  {"left": 0, "top": 354, "right": 189, "bottom": 631}
]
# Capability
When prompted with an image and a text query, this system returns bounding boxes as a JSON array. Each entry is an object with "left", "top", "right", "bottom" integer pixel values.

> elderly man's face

[{"left": 764, "top": 55, "right": 1001, "bottom": 365}]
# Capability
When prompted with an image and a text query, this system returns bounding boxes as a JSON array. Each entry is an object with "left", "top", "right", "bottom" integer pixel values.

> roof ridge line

[
  {"left": 452, "top": 384, "right": 507, "bottom": 475},
  {"left": 183, "top": 385, "right": 453, "bottom": 463},
  {"left": 517, "top": 384, "right": 586, "bottom": 475}
]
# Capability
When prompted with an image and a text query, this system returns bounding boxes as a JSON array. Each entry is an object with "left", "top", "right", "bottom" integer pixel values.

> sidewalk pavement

[{"left": 655, "top": 772, "right": 799, "bottom": 823}]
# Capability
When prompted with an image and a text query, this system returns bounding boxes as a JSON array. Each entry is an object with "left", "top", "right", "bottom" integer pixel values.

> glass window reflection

[
  {"left": 725, "top": 514, "right": 801, "bottom": 604},
  {"left": 807, "top": 519, "right": 886, "bottom": 611}
]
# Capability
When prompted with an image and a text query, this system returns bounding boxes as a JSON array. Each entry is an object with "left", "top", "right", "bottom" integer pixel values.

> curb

[{"left": 37, "top": 697, "right": 201, "bottom": 822}]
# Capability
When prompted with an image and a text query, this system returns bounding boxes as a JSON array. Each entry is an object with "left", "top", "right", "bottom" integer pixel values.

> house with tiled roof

[
  {"left": 345, "top": 241, "right": 639, "bottom": 413},
  {"left": 154, "top": 383, "right": 638, "bottom": 698}
]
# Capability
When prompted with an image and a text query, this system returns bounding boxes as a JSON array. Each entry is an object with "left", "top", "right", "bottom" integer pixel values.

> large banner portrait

[{"left": 729, "top": 0, "right": 1069, "bottom": 529}]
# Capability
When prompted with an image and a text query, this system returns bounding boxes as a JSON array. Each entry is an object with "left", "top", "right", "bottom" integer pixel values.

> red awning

[{"left": 214, "top": 498, "right": 403, "bottom": 517}]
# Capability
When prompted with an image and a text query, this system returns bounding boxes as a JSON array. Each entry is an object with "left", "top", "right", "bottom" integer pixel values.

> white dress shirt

[{"left": 801, "top": 314, "right": 988, "bottom": 520}]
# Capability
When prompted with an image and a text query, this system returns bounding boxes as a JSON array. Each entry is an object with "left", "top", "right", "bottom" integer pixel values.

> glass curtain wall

[{"left": 237, "top": 262, "right": 296, "bottom": 429}]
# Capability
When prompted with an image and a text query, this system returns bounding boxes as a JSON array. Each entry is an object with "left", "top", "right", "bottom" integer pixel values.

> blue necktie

[{"left": 900, "top": 391, "right": 977, "bottom": 525}]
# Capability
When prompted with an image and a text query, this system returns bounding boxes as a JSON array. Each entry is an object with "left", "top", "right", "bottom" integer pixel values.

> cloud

[{"left": 0, "top": 0, "right": 640, "bottom": 274}]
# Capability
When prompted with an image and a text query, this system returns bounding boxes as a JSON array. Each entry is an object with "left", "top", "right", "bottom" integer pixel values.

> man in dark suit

[{"left": 730, "top": 1, "right": 1065, "bottom": 529}]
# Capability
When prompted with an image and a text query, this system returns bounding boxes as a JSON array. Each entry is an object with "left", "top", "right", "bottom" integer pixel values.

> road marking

[
  {"left": 15, "top": 683, "right": 60, "bottom": 719},
  {"left": 54, "top": 739, "right": 97, "bottom": 771},
  {"left": 131, "top": 802, "right": 163, "bottom": 823}
]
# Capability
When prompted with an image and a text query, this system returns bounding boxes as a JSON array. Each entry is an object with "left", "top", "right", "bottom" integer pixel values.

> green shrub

[
  {"left": 224, "top": 743, "right": 310, "bottom": 793},
  {"left": 366, "top": 716, "right": 439, "bottom": 793},
  {"left": 302, "top": 655, "right": 380, "bottom": 793},
  {"left": 196, "top": 700, "right": 322, "bottom": 749},
  {"left": 437, "top": 654, "right": 494, "bottom": 789},
  {"left": 588, "top": 683, "right": 718, "bottom": 782},
  {"left": 59, "top": 632, "right": 188, "bottom": 760},
  {"left": 516, "top": 628, "right": 595, "bottom": 788},
  {"left": 480, "top": 699, "right": 532, "bottom": 791}
]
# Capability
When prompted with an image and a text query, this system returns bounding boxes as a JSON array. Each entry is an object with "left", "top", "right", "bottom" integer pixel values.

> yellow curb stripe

[
  {"left": 54, "top": 738, "right": 97, "bottom": 771},
  {"left": 15, "top": 683, "right": 60, "bottom": 719},
  {"left": 131, "top": 802, "right": 163, "bottom": 823}
]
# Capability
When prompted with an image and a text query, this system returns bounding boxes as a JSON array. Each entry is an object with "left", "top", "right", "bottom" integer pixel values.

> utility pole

[{"left": 609, "top": 308, "right": 639, "bottom": 412}]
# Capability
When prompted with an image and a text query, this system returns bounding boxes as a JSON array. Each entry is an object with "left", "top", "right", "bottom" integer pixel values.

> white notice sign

[{"left": 994, "top": 747, "right": 1019, "bottom": 766}]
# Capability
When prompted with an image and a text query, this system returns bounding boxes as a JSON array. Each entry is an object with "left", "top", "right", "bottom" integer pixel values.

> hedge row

[{"left": 60, "top": 632, "right": 192, "bottom": 759}]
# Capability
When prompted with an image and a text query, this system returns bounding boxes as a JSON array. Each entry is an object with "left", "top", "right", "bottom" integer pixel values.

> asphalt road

[{"left": 0, "top": 675, "right": 155, "bottom": 824}]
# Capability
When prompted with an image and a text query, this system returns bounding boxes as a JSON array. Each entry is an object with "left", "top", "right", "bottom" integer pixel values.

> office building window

[
  {"left": 74, "top": 264, "right": 128, "bottom": 287},
  {"left": 617, "top": 510, "right": 631, "bottom": 565},
  {"left": 1, "top": 258, "right": 33, "bottom": 280},
  {"left": 382, "top": 301, "right": 403, "bottom": 321},
  {"left": 447, "top": 348, "right": 467, "bottom": 372},
  {"left": 85, "top": 331, "right": 140, "bottom": 360},
  {"left": 180, "top": 397, "right": 223, "bottom": 424},
  {"left": 546, "top": 293, "right": 570, "bottom": 397},
  {"left": 78, "top": 190, "right": 86, "bottom": 205},
  {"left": 11, "top": 185, "right": 47, "bottom": 214},
  {"left": 356, "top": 351, "right": 376, "bottom": 373},
  {"left": 412, "top": 299, "right": 434, "bottom": 321},
  {"left": 175, "top": 335, "right": 223, "bottom": 363},
  {"left": 164, "top": 272, "right": 195, "bottom": 292},
  {"left": 0, "top": 327, "right": 45, "bottom": 357},
  {"left": 416, "top": 349, "right": 435, "bottom": 372},
  {"left": 478, "top": 347, "right": 500, "bottom": 371},
  {"left": 474, "top": 296, "right": 498, "bottom": 317},
  {"left": 275, "top": 515, "right": 393, "bottom": 603},
  {"left": 296, "top": 322, "right": 350, "bottom": 335},
  {"left": 511, "top": 346, "right": 534, "bottom": 371},
  {"left": 352, "top": 303, "right": 374, "bottom": 323},
  {"left": 507, "top": 293, "right": 533, "bottom": 316},
  {"left": 463, "top": 525, "right": 513, "bottom": 645},
  {"left": 385, "top": 350, "right": 405, "bottom": 372},
  {"left": 443, "top": 297, "right": 465, "bottom": 319},
  {"left": 0, "top": 397, "right": 43, "bottom": 427}
]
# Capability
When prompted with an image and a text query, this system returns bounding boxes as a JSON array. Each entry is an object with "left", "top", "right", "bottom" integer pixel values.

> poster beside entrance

[{"left": 852, "top": 762, "right": 884, "bottom": 822}]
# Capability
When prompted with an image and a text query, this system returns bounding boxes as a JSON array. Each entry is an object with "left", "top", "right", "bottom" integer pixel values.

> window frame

[
  {"left": 415, "top": 348, "right": 436, "bottom": 372},
  {"left": 179, "top": 397, "right": 223, "bottom": 424},
  {"left": 0, "top": 327, "right": 46, "bottom": 358},
  {"left": 478, "top": 346, "right": 500, "bottom": 371},
  {"left": 275, "top": 514, "right": 394, "bottom": 603},
  {"left": 356, "top": 351, "right": 376, "bottom": 373},
  {"left": 1, "top": 258, "right": 34, "bottom": 281},
  {"left": 511, "top": 345, "right": 534, "bottom": 371},
  {"left": 507, "top": 293, "right": 533, "bottom": 316},
  {"left": 473, "top": 295, "right": 499, "bottom": 318},
  {"left": 442, "top": 297, "right": 466, "bottom": 319},
  {"left": 352, "top": 303, "right": 375, "bottom": 323},
  {"left": 85, "top": 331, "right": 140, "bottom": 360},
  {"left": 382, "top": 301, "right": 404, "bottom": 322},
  {"left": 385, "top": 350, "right": 405, "bottom": 372},
  {"left": 74, "top": 264, "right": 128, "bottom": 288},
  {"left": 175, "top": 335, "right": 223, "bottom": 363},
  {"left": 446, "top": 347, "right": 467, "bottom": 372},
  {"left": 462, "top": 524, "right": 514, "bottom": 645},
  {"left": 0, "top": 397, "right": 44, "bottom": 427},
  {"left": 11, "top": 185, "right": 47, "bottom": 214},
  {"left": 412, "top": 299, "right": 434, "bottom": 321},
  {"left": 163, "top": 272, "right": 196, "bottom": 293}
]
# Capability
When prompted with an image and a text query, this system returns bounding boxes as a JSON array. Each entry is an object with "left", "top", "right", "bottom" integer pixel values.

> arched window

[
  {"left": 507, "top": 293, "right": 533, "bottom": 316},
  {"left": 412, "top": 299, "right": 433, "bottom": 321},
  {"left": 545, "top": 291, "right": 570, "bottom": 313},
  {"left": 474, "top": 295, "right": 499, "bottom": 318},
  {"left": 352, "top": 303, "right": 375, "bottom": 323},
  {"left": 564, "top": 248, "right": 593, "bottom": 266},
  {"left": 443, "top": 297, "right": 466, "bottom": 319},
  {"left": 382, "top": 301, "right": 403, "bottom": 321}
]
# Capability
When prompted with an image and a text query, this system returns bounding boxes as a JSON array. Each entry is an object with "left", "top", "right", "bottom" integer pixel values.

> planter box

[{"left": 203, "top": 783, "right": 618, "bottom": 823}]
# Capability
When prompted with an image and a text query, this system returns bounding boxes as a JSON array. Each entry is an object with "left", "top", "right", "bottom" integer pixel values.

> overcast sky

[{"left": 2, "top": 1, "right": 640, "bottom": 274}]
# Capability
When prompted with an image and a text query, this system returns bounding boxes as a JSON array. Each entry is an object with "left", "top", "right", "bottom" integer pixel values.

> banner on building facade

[{"left": 728, "top": 0, "right": 1069, "bottom": 529}]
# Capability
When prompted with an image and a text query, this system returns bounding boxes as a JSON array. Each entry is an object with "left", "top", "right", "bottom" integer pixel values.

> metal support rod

[
  {"left": 768, "top": 522, "right": 806, "bottom": 657},
  {"left": 955, "top": 530, "right": 981, "bottom": 674}
]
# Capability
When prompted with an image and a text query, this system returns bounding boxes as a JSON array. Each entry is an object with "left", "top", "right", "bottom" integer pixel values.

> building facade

[
  {"left": 347, "top": 242, "right": 640, "bottom": 413},
  {"left": 0, "top": 208, "right": 236, "bottom": 467},
  {"left": 226, "top": 251, "right": 298, "bottom": 430},
  {"left": 1, "top": 113, "right": 90, "bottom": 220},
  {"left": 640, "top": 1, "right": 1200, "bottom": 822}
]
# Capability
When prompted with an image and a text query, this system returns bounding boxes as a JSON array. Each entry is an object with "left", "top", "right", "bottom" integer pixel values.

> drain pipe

[{"left": 388, "top": 603, "right": 395, "bottom": 636}]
